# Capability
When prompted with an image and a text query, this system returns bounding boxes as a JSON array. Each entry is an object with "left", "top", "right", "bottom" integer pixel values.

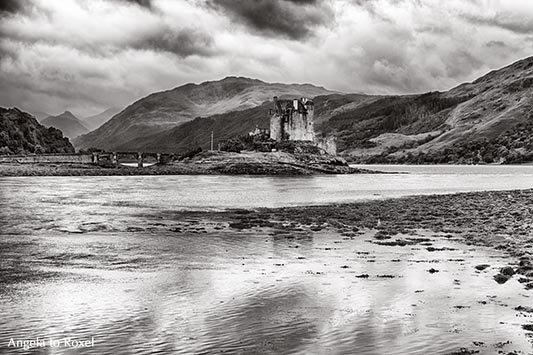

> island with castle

[
  {"left": 0, "top": 97, "right": 378, "bottom": 176},
  {"left": 177, "top": 95, "right": 364, "bottom": 175}
]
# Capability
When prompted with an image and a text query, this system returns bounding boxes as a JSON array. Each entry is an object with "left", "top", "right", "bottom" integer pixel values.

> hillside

[
  {"left": 330, "top": 56, "right": 533, "bottom": 163},
  {"left": 42, "top": 111, "right": 89, "bottom": 139},
  {"left": 95, "top": 90, "right": 476, "bottom": 155},
  {"left": 112, "top": 94, "right": 382, "bottom": 153},
  {"left": 0, "top": 107, "right": 75, "bottom": 154},
  {"left": 74, "top": 56, "right": 533, "bottom": 163},
  {"left": 73, "top": 76, "right": 336, "bottom": 150},
  {"left": 82, "top": 107, "right": 121, "bottom": 131},
  {"left": 113, "top": 103, "right": 271, "bottom": 152},
  {"left": 138, "top": 54, "right": 533, "bottom": 162}
]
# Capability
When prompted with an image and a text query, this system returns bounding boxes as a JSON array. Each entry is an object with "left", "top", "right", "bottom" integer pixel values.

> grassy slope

[
  {"left": 115, "top": 104, "right": 271, "bottom": 153},
  {"left": 324, "top": 56, "right": 533, "bottom": 163}
]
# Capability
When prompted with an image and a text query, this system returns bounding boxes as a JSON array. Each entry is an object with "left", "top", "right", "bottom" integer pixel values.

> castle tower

[{"left": 270, "top": 96, "right": 315, "bottom": 141}]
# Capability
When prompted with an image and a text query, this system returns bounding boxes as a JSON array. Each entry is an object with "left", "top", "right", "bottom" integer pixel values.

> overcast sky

[{"left": 1, "top": 0, "right": 533, "bottom": 117}]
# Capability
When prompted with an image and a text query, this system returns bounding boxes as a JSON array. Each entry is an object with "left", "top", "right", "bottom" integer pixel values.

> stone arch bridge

[
  {"left": 93, "top": 152, "right": 174, "bottom": 167},
  {"left": 0, "top": 152, "right": 174, "bottom": 166}
]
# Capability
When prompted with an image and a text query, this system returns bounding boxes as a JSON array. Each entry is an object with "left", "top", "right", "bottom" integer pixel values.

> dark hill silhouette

[{"left": 0, "top": 107, "right": 75, "bottom": 155}]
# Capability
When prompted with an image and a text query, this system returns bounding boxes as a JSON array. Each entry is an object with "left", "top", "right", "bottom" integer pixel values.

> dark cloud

[
  {"left": 207, "top": 0, "right": 333, "bottom": 40},
  {"left": 1, "top": 0, "right": 533, "bottom": 116},
  {"left": 0, "top": 2, "right": 212, "bottom": 59},
  {"left": 0, "top": 0, "right": 23, "bottom": 14},
  {"left": 136, "top": 28, "right": 213, "bottom": 57}
]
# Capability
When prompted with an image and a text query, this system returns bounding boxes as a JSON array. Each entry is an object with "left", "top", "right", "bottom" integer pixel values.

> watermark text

[{"left": 7, "top": 337, "right": 95, "bottom": 351}]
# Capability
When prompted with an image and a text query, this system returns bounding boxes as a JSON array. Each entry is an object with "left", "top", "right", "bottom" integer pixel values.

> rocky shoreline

[
  {"left": 124, "top": 188, "right": 533, "bottom": 294},
  {"left": 203, "top": 189, "right": 533, "bottom": 290}
]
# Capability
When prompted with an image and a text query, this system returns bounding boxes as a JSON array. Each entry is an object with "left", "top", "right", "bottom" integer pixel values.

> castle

[
  {"left": 268, "top": 96, "right": 336, "bottom": 155},
  {"left": 270, "top": 96, "right": 315, "bottom": 141}
]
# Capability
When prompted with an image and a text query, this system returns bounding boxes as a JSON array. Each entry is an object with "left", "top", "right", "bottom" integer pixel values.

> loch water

[{"left": 1, "top": 165, "right": 533, "bottom": 354}]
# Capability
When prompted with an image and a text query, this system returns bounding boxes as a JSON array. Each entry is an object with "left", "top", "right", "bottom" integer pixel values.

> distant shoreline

[
  {"left": 0, "top": 162, "right": 378, "bottom": 177},
  {"left": 0, "top": 150, "right": 387, "bottom": 176}
]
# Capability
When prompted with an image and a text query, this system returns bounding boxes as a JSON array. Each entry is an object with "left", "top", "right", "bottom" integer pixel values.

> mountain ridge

[
  {"left": 42, "top": 111, "right": 89, "bottom": 139},
  {"left": 336, "top": 56, "right": 533, "bottom": 163},
  {"left": 73, "top": 76, "right": 338, "bottom": 150},
  {"left": 77, "top": 56, "right": 533, "bottom": 163}
]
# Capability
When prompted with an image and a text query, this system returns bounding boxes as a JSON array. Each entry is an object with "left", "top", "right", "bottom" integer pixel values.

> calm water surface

[
  {"left": 1, "top": 165, "right": 532, "bottom": 354},
  {"left": 2, "top": 164, "right": 533, "bottom": 212}
]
